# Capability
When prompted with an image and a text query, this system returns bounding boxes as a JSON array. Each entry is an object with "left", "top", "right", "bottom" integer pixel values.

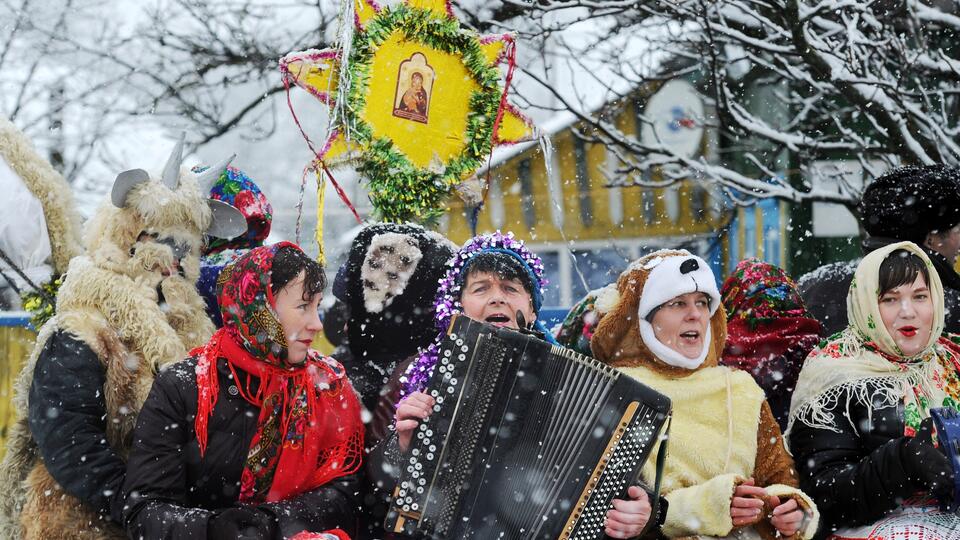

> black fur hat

[{"left": 859, "top": 165, "right": 960, "bottom": 244}]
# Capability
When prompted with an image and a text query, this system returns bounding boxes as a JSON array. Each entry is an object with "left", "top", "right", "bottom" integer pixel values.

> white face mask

[{"left": 638, "top": 318, "right": 711, "bottom": 369}]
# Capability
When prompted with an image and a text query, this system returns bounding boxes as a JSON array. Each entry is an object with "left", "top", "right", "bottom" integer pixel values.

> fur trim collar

[{"left": 58, "top": 255, "right": 212, "bottom": 369}]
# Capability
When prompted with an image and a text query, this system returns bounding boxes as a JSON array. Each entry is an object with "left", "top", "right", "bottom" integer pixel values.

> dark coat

[
  {"left": 798, "top": 249, "right": 960, "bottom": 337},
  {"left": 788, "top": 382, "right": 941, "bottom": 537},
  {"left": 27, "top": 330, "right": 126, "bottom": 524},
  {"left": 122, "top": 357, "right": 362, "bottom": 539}
]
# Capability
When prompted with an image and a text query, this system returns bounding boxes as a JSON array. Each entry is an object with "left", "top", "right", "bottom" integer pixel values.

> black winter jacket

[
  {"left": 122, "top": 357, "right": 362, "bottom": 539},
  {"left": 788, "top": 382, "right": 941, "bottom": 537},
  {"left": 28, "top": 330, "right": 127, "bottom": 524}
]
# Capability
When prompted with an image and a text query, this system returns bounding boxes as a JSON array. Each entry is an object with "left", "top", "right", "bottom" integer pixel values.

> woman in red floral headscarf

[
  {"left": 720, "top": 258, "right": 823, "bottom": 431},
  {"left": 122, "top": 242, "right": 363, "bottom": 540}
]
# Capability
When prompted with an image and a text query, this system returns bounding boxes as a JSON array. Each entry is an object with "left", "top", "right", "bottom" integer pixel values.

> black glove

[
  {"left": 901, "top": 417, "right": 955, "bottom": 502},
  {"left": 208, "top": 506, "right": 279, "bottom": 540}
]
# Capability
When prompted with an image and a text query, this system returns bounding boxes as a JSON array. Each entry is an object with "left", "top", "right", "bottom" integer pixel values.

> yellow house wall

[
  {"left": 443, "top": 132, "right": 724, "bottom": 244},
  {"left": 0, "top": 326, "right": 34, "bottom": 459}
]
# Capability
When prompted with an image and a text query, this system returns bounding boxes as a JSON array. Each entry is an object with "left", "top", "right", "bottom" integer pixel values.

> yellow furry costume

[
  {"left": 590, "top": 250, "right": 819, "bottom": 540},
  {"left": 0, "top": 141, "right": 241, "bottom": 539}
]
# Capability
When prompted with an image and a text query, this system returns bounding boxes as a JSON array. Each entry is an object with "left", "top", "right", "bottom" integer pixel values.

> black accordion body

[{"left": 385, "top": 315, "right": 672, "bottom": 539}]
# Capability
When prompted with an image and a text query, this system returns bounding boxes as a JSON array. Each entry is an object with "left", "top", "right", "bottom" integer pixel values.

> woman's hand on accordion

[
  {"left": 395, "top": 391, "right": 436, "bottom": 452},
  {"left": 604, "top": 486, "right": 651, "bottom": 539}
]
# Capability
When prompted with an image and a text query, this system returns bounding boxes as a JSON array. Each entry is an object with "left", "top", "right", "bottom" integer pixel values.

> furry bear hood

[{"left": 590, "top": 250, "right": 727, "bottom": 376}]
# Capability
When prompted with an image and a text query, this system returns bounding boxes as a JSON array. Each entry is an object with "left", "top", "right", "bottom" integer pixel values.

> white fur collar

[{"left": 639, "top": 318, "right": 710, "bottom": 369}]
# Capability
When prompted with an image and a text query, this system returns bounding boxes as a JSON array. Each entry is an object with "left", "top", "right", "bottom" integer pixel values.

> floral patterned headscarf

[
  {"left": 202, "top": 166, "right": 273, "bottom": 255},
  {"left": 720, "top": 259, "right": 822, "bottom": 429},
  {"left": 722, "top": 259, "right": 816, "bottom": 328},
  {"left": 193, "top": 242, "right": 363, "bottom": 503},
  {"left": 401, "top": 231, "right": 554, "bottom": 397},
  {"left": 788, "top": 241, "right": 960, "bottom": 438}
]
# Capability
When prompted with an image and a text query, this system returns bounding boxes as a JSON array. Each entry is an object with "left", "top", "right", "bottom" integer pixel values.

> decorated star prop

[{"left": 280, "top": 0, "right": 535, "bottom": 223}]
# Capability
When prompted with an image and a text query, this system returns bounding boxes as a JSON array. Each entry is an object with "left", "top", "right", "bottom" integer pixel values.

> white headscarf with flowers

[{"left": 787, "top": 241, "right": 960, "bottom": 438}]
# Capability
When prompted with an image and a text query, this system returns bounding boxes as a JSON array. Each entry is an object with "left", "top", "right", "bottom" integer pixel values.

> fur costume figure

[
  {"left": 0, "top": 138, "right": 246, "bottom": 540},
  {"left": 330, "top": 222, "right": 457, "bottom": 414},
  {"left": 590, "top": 250, "right": 819, "bottom": 540}
]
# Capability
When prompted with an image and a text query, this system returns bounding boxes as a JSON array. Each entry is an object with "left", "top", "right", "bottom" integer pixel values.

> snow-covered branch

[{"left": 513, "top": 0, "right": 960, "bottom": 205}]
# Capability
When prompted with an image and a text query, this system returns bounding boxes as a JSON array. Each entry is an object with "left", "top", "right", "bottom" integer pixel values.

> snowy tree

[
  {"left": 509, "top": 0, "right": 960, "bottom": 207},
  {"left": 0, "top": 0, "right": 139, "bottom": 182},
  {"left": 0, "top": 0, "right": 343, "bottom": 180}
]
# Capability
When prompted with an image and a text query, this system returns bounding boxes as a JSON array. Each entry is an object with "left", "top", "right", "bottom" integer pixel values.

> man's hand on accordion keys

[
  {"left": 603, "top": 486, "right": 652, "bottom": 539},
  {"left": 395, "top": 391, "right": 436, "bottom": 452}
]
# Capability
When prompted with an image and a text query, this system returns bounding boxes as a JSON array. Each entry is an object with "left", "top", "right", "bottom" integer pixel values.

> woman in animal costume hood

[
  {"left": 0, "top": 136, "right": 247, "bottom": 539},
  {"left": 788, "top": 241, "right": 960, "bottom": 538},
  {"left": 590, "top": 249, "right": 819, "bottom": 540}
]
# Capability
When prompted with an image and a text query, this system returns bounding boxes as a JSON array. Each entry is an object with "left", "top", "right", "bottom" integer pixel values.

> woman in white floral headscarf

[{"left": 788, "top": 241, "right": 960, "bottom": 538}]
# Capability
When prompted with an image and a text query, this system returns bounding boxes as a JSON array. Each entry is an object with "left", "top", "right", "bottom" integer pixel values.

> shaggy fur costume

[
  {"left": 590, "top": 250, "right": 818, "bottom": 540},
  {"left": 0, "top": 116, "right": 82, "bottom": 274},
  {"left": 0, "top": 164, "right": 216, "bottom": 539}
]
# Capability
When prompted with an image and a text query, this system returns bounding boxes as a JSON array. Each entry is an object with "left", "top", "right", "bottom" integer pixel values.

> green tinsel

[
  {"left": 342, "top": 3, "right": 506, "bottom": 222},
  {"left": 21, "top": 275, "right": 62, "bottom": 329}
]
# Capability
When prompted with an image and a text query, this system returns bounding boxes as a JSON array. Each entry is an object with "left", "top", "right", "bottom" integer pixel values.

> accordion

[{"left": 385, "top": 315, "right": 672, "bottom": 539}]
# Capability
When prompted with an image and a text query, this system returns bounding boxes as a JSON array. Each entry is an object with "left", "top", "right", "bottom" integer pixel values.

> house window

[
  {"left": 538, "top": 250, "right": 562, "bottom": 307},
  {"left": 518, "top": 158, "right": 536, "bottom": 229},
  {"left": 569, "top": 248, "right": 631, "bottom": 300},
  {"left": 573, "top": 136, "right": 593, "bottom": 227},
  {"left": 642, "top": 188, "right": 656, "bottom": 225},
  {"left": 691, "top": 184, "right": 707, "bottom": 222},
  {"left": 488, "top": 175, "right": 505, "bottom": 228}
]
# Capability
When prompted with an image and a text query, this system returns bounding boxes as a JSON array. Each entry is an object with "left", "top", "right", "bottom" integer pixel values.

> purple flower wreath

[{"left": 400, "top": 231, "right": 548, "bottom": 398}]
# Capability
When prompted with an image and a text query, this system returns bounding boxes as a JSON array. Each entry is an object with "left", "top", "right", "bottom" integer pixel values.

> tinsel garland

[{"left": 22, "top": 275, "right": 63, "bottom": 328}]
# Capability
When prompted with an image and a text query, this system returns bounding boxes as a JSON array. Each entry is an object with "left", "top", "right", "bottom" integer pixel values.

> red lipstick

[{"left": 898, "top": 326, "right": 918, "bottom": 337}]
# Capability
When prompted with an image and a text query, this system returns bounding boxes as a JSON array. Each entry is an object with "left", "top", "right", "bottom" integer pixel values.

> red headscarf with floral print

[
  {"left": 193, "top": 242, "right": 363, "bottom": 503},
  {"left": 720, "top": 258, "right": 822, "bottom": 374}
]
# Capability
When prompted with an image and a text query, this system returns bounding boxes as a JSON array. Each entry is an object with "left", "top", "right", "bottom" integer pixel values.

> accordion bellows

[{"left": 386, "top": 316, "right": 672, "bottom": 539}]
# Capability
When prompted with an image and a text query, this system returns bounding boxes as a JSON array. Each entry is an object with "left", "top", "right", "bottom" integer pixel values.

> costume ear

[
  {"left": 111, "top": 169, "right": 151, "bottom": 208},
  {"left": 161, "top": 132, "right": 185, "bottom": 190},
  {"left": 206, "top": 199, "right": 247, "bottom": 239}
]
